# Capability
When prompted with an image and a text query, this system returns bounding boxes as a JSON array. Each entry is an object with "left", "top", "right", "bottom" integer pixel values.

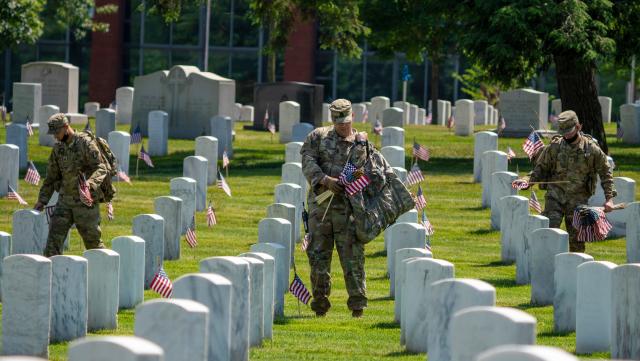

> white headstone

[
  {"left": 481, "top": 151, "right": 508, "bottom": 208},
  {"left": 381, "top": 126, "right": 405, "bottom": 148},
  {"left": 282, "top": 162, "right": 308, "bottom": 201},
  {"left": 238, "top": 256, "right": 265, "bottom": 346},
  {"left": 240, "top": 105, "right": 254, "bottom": 122},
  {"left": 38, "top": 105, "right": 59, "bottom": 146},
  {"left": 393, "top": 249, "right": 432, "bottom": 319},
  {"left": 551, "top": 99, "right": 562, "bottom": 116},
  {"left": 194, "top": 136, "right": 218, "bottom": 186},
  {"left": 380, "top": 146, "right": 405, "bottom": 168},
  {"left": 0, "top": 231, "right": 11, "bottom": 301},
  {"left": 258, "top": 218, "right": 292, "bottom": 278},
  {"left": 417, "top": 108, "right": 426, "bottom": 125},
  {"left": 322, "top": 103, "right": 331, "bottom": 123},
  {"left": 210, "top": 116, "right": 233, "bottom": 158},
  {"left": 530, "top": 228, "right": 568, "bottom": 305},
  {"left": 1, "top": 254, "right": 51, "bottom": 358},
  {"left": 108, "top": 131, "right": 131, "bottom": 175},
  {"left": 499, "top": 195, "right": 529, "bottom": 263},
  {"left": 611, "top": 264, "right": 640, "bottom": 359},
  {"left": 153, "top": 196, "right": 182, "bottom": 261},
  {"left": 115, "top": 86, "right": 134, "bottom": 124},
  {"left": 274, "top": 183, "right": 302, "bottom": 244},
  {"left": 392, "top": 167, "right": 407, "bottom": 183},
  {"left": 183, "top": 156, "right": 208, "bottom": 211},
  {"left": 21, "top": 62, "right": 78, "bottom": 113},
  {"left": 454, "top": 99, "right": 475, "bottom": 136},
  {"left": 437, "top": 100, "right": 449, "bottom": 125},
  {"left": 6, "top": 123, "right": 28, "bottom": 170},
  {"left": 450, "top": 306, "right": 536, "bottom": 361},
  {"left": 393, "top": 101, "right": 410, "bottom": 124},
  {"left": 487, "top": 105, "right": 495, "bottom": 125},
  {"left": 553, "top": 252, "right": 593, "bottom": 332},
  {"left": 409, "top": 104, "right": 418, "bottom": 125},
  {"left": 608, "top": 177, "right": 636, "bottom": 237},
  {"left": 516, "top": 215, "right": 549, "bottom": 285},
  {"left": 575, "top": 260, "right": 616, "bottom": 354},
  {"left": 68, "top": 336, "right": 163, "bottom": 361},
  {"left": 385, "top": 223, "right": 426, "bottom": 281},
  {"left": 427, "top": 279, "right": 496, "bottom": 361},
  {"left": 132, "top": 214, "right": 165, "bottom": 288},
  {"left": 250, "top": 242, "right": 288, "bottom": 317},
  {"left": 628, "top": 202, "right": 640, "bottom": 263},
  {"left": 370, "top": 96, "right": 390, "bottom": 126},
  {"left": 173, "top": 273, "right": 232, "bottom": 361},
  {"left": 50, "top": 255, "right": 88, "bottom": 342},
  {"left": 490, "top": 172, "right": 518, "bottom": 229},
  {"left": 499, "top": 89, "right": 549, "bottom": 137},
  {"left": 473, "top": 132, "right": 499, "bottom": 183},
  {"left": 95, "top": 109, "right": 116, "bottom": 139},
  {"left": 135, "top": 299, "right": 209, "bottom": 361},
  {"left": 65, "top": 112, "right": 88, "bottom": 125},
  {"left": 266, "top": 203, "right": 297, "bottom": 255},
  {"left": 0, "top": 144, "right": 19, "bottom": 197},
  {"left": 199, "top": 257, "right": 250, "bottom": 361},
  {"left": 382, "top": 107, "right": 404, "bottom": 128},
  {"left": 11, "top": 209, "right": 47, "bottom": 254},
  {"left": 12, "top": 83, "right": 41, "bottom": 124},
  {"left": 476, "top": 345, "right": 579, "bottom": 361},
  {"left": 84, "top": 102, "right": 100, "bottom": 117},
  {"left": 111, "top": 236, "right": 145, "bottom": 309},
  {"left": 474, "top": 100, "right": 489, "bottom": 125},
  {"left": 279, "top": 101, "right": 300, "bottom": 143},
  {"left": 170, "top": 177, "right": 197, "bottom": 235},
  {"left": 147, "top": 110, "right": 169, "bottom": 156},
  {"left": 84, "top": 249, "right": 120, "bottom": 331},
  {"left": 285, "top": 142, "right": 303, "bottom": 163},
  {"left": 396, "top": 209, "right": 417, "bottom": 224},
  {"left": 598, "top": 96, "right": 612, "bottom": 123},
  {"left": 239, "top": 252, "right": 275, "bottom": 339},
  {"left": 291, "top": 123, "right": 314, "bottom": 142},
  {"left": 352, "top": 103, "right": 366, "bottom": 123}
]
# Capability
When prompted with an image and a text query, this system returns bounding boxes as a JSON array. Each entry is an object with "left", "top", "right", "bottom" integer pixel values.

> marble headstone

[
  {"left": 68, "top": 336, "right": 163, "bottom": 361},
  {"left": 250, "top": 242, "right": 288, "bottom": 317},
  {"left": 291, "top": 123, "right": 314, "bottom": 142},
  {"left": 183, "top": 156, "right": 209, "bottom": 211},
  {"left": 84, "top": 102, "right": 100, "bottom": 117},
  {"left": 516, "top": 215, "right": 549, "bottom": 285},
  {"left": 611, "top": 264, "right": 640, "bottom": 359},
  {"left": 499, "top": 88, "right": 549, "bottom": 137},
  {"left": 499, "top": 195, "right": 529, "bottom": 263},
  {"left": 239, "top": 252, "right": 276, "bottom": 339},
  {"left": 21, "top": 61, "right": 78, "bottom": 113},
  {"left": 473, "top": 131, "right": 499, "bottom": 183},
  {"left": 0, "top": 144, "right": 19, "bottom": 197},
  {"left": 381, "top": 126, "right": 405, "bottom": 148},
  {"left": 382, "top": 107, "right": 404, "bottom": 128},
  {"left": 210, "top": 116, "right": 233, "bottom": 158},
  {"left": 476, "top": 345, "right": 578, "bottom": 361},
  {"left": 369, "top": 96, "right": 390, "bottom": 126},
  {"left": 194, "top": 136, "right": 218, "bottom": 186},
  {"left": 170, "top": 177, "right": 197, "bottom": 235},
  {"left": 385, "top": 223, "right": 426, "bottom": 281},
  {"left": 6, "top": 123, "right": 28, "bottom": 170},
  {"left": 12, "top": 82, "right": 42, "bottom": 124},
  {"left": 454, "top": 99, "right": 474, "bottom": 136},
  {"left": 111, "top": 236, "right": 145, "bottom": 309},
  {"left": 38, "top": 105, "right": 59, "bottom": 146},
  {"left": 598, "top": 96, "right": 612, "bottom": 123},
  {"left": 285, "top": 142, "right": 303, "bottom": 163},
  {"left": 11, "top": 209, "right": 48, "bottom": 254},
  {"left": 490, "top": 172, "right": 518, "bottom": 229},
  {"left": 50, "top": 255, "right": 88, "bottom": 342},
  {"left": 553, "top": 252, "right": 594, "bottom": 332},
  {"left": 481, "top": 151, "right": 508, "bottom": 208},
  {"left": 628, "top": 202, "right": 640, "bottom": 263},
  {"left": 474, "top": 100, "right": 489, "bottom": 125},
  {"left": 530, "top": 228, "right": 569, "bottom": 305},
  {"left": 279, "top": 101, "right": 300, "bottom": 143},
  {"left": 148, "top": 110, "right": 169, "bottom": 156},
  {"left": 108, "top": 131, "right": 131, "bottom": 175},
  {"left": 132, "top": 214, "right": 165, "bottom": 288},
  {"left": 380, "top": 146, "right": 405, "bottom": 168},
  {"left": 84, "top": 249, "right": 120, "bottom": 331},
  {"left": 393, "top": 249, "right": 432, "bottom": 320},
  {"left": 154, "top": 196, "right": 183, "bottom": 260},
  {"left": 95, "top": 109, "right": 116, "bottom": 139}
]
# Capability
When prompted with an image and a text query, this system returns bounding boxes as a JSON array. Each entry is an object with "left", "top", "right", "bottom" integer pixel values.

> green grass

[{"left": 0, "top": 120, "right": 638, "bottom": 360}]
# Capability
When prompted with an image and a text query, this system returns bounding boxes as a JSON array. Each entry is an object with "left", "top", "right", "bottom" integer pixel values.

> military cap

[
  {"left": 557, "top": 110, "right": 579, "bottom": 135},
  {"left": 47, "top": 113, "right": 69, "bottom": 134},
  {"left": 329, "top": 99, "right": 352, "bottom": 124}
]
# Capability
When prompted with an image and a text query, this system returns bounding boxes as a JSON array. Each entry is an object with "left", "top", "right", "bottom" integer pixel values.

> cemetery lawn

[{"left": 0, "top": 121, "right": 637, "bottom": 360}]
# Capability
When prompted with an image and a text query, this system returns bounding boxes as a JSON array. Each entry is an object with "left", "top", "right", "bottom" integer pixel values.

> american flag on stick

[
  {"left": 131, "top": 125, "right": 142, "bottom": 144},
  {"left": 107, "top": 202, "right": 114, "bottom": 220},
  {"left": 289, "top": 273, "right": 312, "bottom": 304},
  {"left": 222, "top": 150, "right": 230, "bottom": 169},
  {"left": 149, "top": 267, "right": 173, "bottom": 298},
  {"left": 116, "top": 169, "right": 131, "bottom": 184},
  {"left": 263, "top": 108, "right": 270, "bottom": 129},
  {"left": 572, "top": 205, "right": 613, "bottom": 242},
  {"left": 506, "top": 147, "right": 516, "bottom": 161},
  {"left": 425, "top": 113, "right": 432, "bottom": 125},
  {"left": 44, "top": 205, "right": 56, "bottom": 223},
  {"left": 421, "top": 209, "right": 434, "bottom": 237},
  {"left": 301, "top": 233, "right": 310, "bottom": 251},
  {"left": 26, "top": 116, "right": 34, "bottom": 136},
  {"left": 414, "top": 185, "right": 427, "bottom": 211},
  {"left": 447, "top": 114, "right": 455, "bottom": 129},
  {"left": 406, "top": 163, "right": 424, "bottom": 186},
  {"left": 373, "top": 119, "right": 383, "bottom": 135},
  {"left": 549, "top": 110, "right": 559, "bottom": 124},
  {"left": 206, "top": 202, "right": 217, "bottom": 227},
  {"left": 217, "top": 172, "right": 232, "bottom": 197},
  {"left": 512, "top": 179, "right": 530, "bottom": 190},
  {"left": 25, "top": 161, "right": 41, "bottom": 185},
  {"left": 1, "top": 105, "right": 6, "bottom": 124},
  {"left": 185, "top": 216, "right": 198, "bottom": 248},
  {"left": 139, "top": 145, "right": 154, "bottom": 167},
  {"left": 522, "top": 131, "right": 544, "bottom": 159},
  {"left": 498, "top": 117, "right": 506, "bottom": 133},
  {"left": 617, "top": 122, "right": 624, "bottom": 139},
  {"left": 338, "top": 161, "right": 371, "bottom": 196},
  {"left": 413, "top": 141, "right": 430, "bottom": 161},
  {"left": 362, "top": 108, "right": 369, "bottom": 123},
  {"left": 267, "top": 121, "right": 276, "bottom": 135},
  {"left": 529, "top": 191, "right": 542, "bottom": 213},
  {"left": 7, "top": 185, "right": 27, "bottom": 205},
  {"left": 78, "top": 174, "right": 93, "bottom": 207}
]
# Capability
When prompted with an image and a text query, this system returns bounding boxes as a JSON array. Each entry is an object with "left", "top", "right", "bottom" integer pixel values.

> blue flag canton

[{"left": 339, "top": 161, "right": 358, "bottom": 184}]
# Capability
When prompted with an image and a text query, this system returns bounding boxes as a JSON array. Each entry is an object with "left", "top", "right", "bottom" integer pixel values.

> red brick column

[
  {"left": 89, "top": 0, "right": 124, "bottom": 106},
  {"left": 283, "top": 16, "right": 317, "bottom": 83}
]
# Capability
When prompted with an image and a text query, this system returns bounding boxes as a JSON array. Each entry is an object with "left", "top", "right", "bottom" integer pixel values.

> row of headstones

[{"left": 551, "top": 96, "right": 612, "bottom": 123}]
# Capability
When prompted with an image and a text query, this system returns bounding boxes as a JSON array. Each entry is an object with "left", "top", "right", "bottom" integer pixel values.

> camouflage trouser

[
  {"left": 306, "top": 197, "right": 367, "bottom": 313},
  {"left": 44, "top": 203, "right": 105, "bottom": 257},
  {"left": 543, "top": 195, "right": 589, "bottom": 253}
]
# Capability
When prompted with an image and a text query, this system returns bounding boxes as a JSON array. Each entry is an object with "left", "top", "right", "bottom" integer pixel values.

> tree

[
  {"left": 360, "top": 0, "right": 459, "bottom": 124},
  {"left": 248, "top": 0, "right": 369, "bottom": 82},
  {"left": 450, "top": 0, "right": 640, "bottom": 154}
]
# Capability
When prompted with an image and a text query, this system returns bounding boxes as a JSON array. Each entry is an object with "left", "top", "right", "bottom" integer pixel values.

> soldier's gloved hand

[
  {"left": 34, "top": 201, "right": 45, "bottom": 212},
  {"left": 603, "top": 199, "right": 615, "bottom": 213},
  {"left": 323, "top": 176, "right": 344, "bottom": 194}
]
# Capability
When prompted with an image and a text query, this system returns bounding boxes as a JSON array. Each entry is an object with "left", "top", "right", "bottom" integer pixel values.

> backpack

[{"left": 83, "top": 131, "right": 118, "bottom": 202}]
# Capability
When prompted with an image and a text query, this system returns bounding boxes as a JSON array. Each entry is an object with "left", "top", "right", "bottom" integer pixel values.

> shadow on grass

[
  {"left": 370, "top": 295, "right": 393, "bottom": 302},
  {"left": 478, "top": 260, "right": 513, "bottom": 267},
  {"left": 470, "top": 228, "right": 495, "bottom": 235},
  {"left": 369, "top": 250, "right": 387, "bottom": 258},
  {"left": 386, "top": 350, "right": 419, "bottom": 357},
  {"left": 480, "top": 277, "right": 522, "bottom": 288},
  {"left": 516, "top": 301, "right": 549, "bottom": 309},
  {"left": 538, "top": 330, "right": 574, "bottom": 337},
  {"left": 370, "top": 275, "right": 388, "bottom": 281},
  {"left": 274, "top": 314, "right": 315, "bottom": 324},
  {"left": 462, "top": 206, "right": 485, "bottom": 211},
  {"left": 372, "top": 321, "right": 399, "bottom": 330}
]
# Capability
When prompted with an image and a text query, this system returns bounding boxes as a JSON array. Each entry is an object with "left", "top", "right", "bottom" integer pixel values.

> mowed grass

[{"left": 0, "top": 120, "right": 638, "bottom": 360}]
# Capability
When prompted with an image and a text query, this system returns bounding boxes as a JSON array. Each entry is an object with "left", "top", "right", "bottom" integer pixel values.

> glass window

[
  {"left": 145, "top": 13, "right": 170, "bottom": 44},
  {"left": 144, "top": 49, "right": 169, "bottom": 73},
  {"left": 229, "top": 51, "right": 258, "bottom": 104},
  {"left": 37, "top": 44, "right": 67, "bottom": 62},
  {"left": 173, "top": 2, "right": 201, "bottom": 46},
  {"left": 336, "top": 55, "right": 363, "bottom": 103},
  {"left": 209, "top": 0, "right": 230, "bottom": 46},
  {"left": 209, "top": 51, "right": 230, "bottom": 76},
  {"left": 364, "top": 54, "right": 393, "bottom": 101},
  {"left": 232, "top": 0, "right": 258, "bottom": 47},
  {"left": 314, "top": 50, "right": 334, "bottom": 101}
]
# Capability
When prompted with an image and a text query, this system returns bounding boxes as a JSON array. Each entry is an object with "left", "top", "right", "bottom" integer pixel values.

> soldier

[
  {"left": 301, "top": 98, "right": 375, "bottom": 318},
  {"left": 34, "top": 113, "right": 108, "bottom": 256},
  {"left": 514, "top": 110, "right": 616, "bottom": 252}
]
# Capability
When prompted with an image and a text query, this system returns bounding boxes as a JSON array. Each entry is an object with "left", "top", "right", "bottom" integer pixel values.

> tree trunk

[
  {"left": 267, "top": 53, "right": 276, "bottom": 83},
  {"left": 430, "top": 61, "right": 440, "bottom": 124},
  {"left": 554, "top": 54, "right": 608, "bottom": 153}
]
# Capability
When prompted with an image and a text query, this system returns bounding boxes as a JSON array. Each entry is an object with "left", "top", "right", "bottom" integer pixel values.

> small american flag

[
  {"left": 267, "top": 121, "right": 276, "bottom": 135},
  {"left": 512, "top": 179, "right": 530, "bottom": 190},
  {"left": 421, "top": 210, "right": 434, "bottom": 236},
  {"left": 301, "top": 233, "right": 310, "bottom": 251},
  {"left": 78, "top": 174, "right": 93, "bottom": 207},
  {"left": 289, "top": 273, "right": 312, "bottom": 305},
  {"left": 149, "top": 267, "right": 173, "bottom": 298},
  {"left": 26, "top": 116, "right": 34, "bottom": 136},
  {"left": 7, "top": 185, "right": 27, "bottom": 205},
  {"left": 572, "top": 206, "right": 613, "bottom": 242},
  {"left": 406, "top": 163, "right": 424, "bottom": 186},
  {"left": 222, "top": 150, "right": 230, "bottom": 169},
  {"left": 338, "top": 161, "right": 370, "bottom": 196},
  {"left": 447, "top": 114, "right": 455, "bottom": 129},
  {"left": 414, "top": 185, "right": 427, "bottom": 210},
  {"left": 116, "top": 169, "right": 131, "bottom": 184},
  {"left": 206, "top": 202, "right": 217, "bottom": 227},
  {"left": 25, "top": 161, "right": 41, "bottom": 185},
  {"left": 217, "top": 172, "right": 232, "bottom": 197},
  {"left": 373, "top": 119, "right": 383, "bottom": 135},
  {"left": 617, "top": 122, "right": 624, "bottom": 139},
  {"left": 549, "top": 111, "right": 558, "bottom": 124},
  {"left": 185, "top": 216, "right": 198, "bottom": 248},
  {"left": 362, "top": 108, "right": 368, "bottom": 123},
  {"left": 106, "top": 202, "right": 114, "bottom": 220},
  {"left": 413, "top": 141, "right": 430, "bottom": 161},
  {"left": 131, "top": 125, "right": 142, "bottom": 144},
  {"left": 83, "top": 119, "right": 92, "bottom": 132},
  {"left": 506, "top": 147, "right": 516, "bottom": 161},
  {"left": 139, "top": 145, "right": 154, "bottom": 167},
  {"left": 44, "top": 205, "right": 56, "bottom": 223},
  {"left": 1, "top": 105, "right": 6, "bottom": 123},
  {"left": 522, "top": 131, "right": 544, "bottom": 159},
  {"left": 263, "top": 108, "right": 270, "bottom": 129},
  {"left": 529, "top": 191, "right": 542, "bottom": 213},
  {"left": 425, "top": 113, "right": 432, "bottom": 125},
  {"left": 498, "top": 117, "right": 506, "bottom": 133}
]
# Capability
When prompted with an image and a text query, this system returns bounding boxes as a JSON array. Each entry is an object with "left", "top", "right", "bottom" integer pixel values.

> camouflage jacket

[
  {"left": 528, "top": 133, "right": 616, "bottom": 202},
  {"left": 38, "top": 132, "right": 109, "bottom": 206}
]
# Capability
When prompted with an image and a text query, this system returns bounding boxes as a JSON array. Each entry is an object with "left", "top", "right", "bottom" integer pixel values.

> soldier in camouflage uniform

[
  {"left": 34, "top": 113, "right": 108, "bottom": 257},
  {"left": 515, "top": 110, "right": 616, "bottom": 252},
  {"left": 301, "top": 99, "right": 376, "bottom": 318}
]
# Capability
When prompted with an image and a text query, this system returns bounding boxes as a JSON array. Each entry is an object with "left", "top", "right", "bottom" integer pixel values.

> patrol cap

[
  {"left": 329, "top": 99, "right": 352, "bottom": 124},
  {"left": 47, "top": 113, "right": 69, "bottom": 134},
  {"left": 557, "top": 110, "right": 579, "bottom": 135}
]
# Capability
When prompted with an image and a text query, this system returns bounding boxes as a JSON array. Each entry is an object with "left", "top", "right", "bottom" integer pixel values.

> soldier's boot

[
  {"left": 569, "top": 240, "right": 586, "bottom": 253},
  {"left": 351, "top": 309, "right": 363, "bottom": 318}
]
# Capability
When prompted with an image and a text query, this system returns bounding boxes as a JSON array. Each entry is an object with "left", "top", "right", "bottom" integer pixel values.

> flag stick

[
  {"left": 321, "top": 194, "right": 334, "bottom": 222},
  {"left": 528, "top": 181, "right": 570, "bottom": 185},
  {"left": 225, "top": 164, "right": 229, "bottom": 179}
]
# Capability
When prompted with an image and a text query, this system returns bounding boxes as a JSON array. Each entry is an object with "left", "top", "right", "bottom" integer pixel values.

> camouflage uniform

[
  {"left": 527, "top": 111, "right": 616, "bottom": 252},
  {"left": 38, "top": 114, "right": 108, "bottom": 257},
  {"left": 301, "top": 100, "right": 370, "bottom": 314}
]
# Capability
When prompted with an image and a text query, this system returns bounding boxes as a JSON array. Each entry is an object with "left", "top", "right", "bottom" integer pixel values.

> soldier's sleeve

[
  {"left": 527, "top": 145, "right": 553, "bottom": 183},
  {"left": 83, "top": 138, "right": 108, "bottom": 190},
  {"left": 595, "top": 148, "right": 617, "bottom": 200},
  {"left": 38, "top": 150, "right": 61, "bottom": 204},
  {"left": 300, "top": 130, "right": 326, "bottom": 187}
]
